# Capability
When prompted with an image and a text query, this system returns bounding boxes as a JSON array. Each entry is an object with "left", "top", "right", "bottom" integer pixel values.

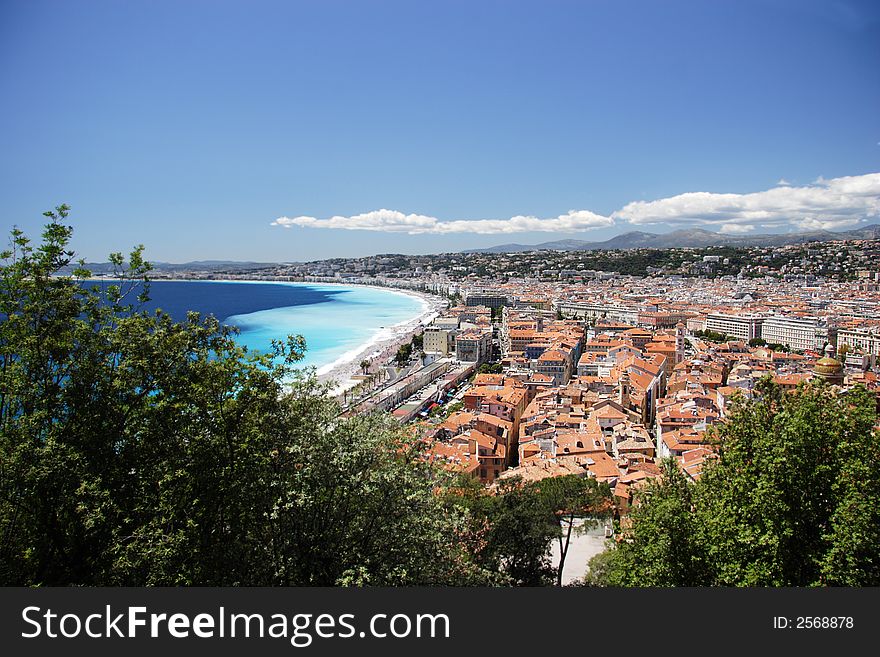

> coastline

[
  {"left": 85, "top": 277, "right": 448, "bottom": 396},
  {"left": 310, "top": 285, "right": 447, "bottom": 397},
  {"left": 192, "top": 280, "right": 446, "bottom": 394}
]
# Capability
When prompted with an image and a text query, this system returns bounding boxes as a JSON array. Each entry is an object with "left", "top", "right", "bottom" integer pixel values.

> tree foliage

[
  {"left": 693, "top": 329, "right": 731, "bottom": 343},
  {"left": 532, "top": 475, "right": 611, "bottom": 585},
  {"left": 590, "top": 379, "right": 880, "bottom": 586},
  {"left": 0, "top": 208, "right": 491, "bottom": 586},
  {"left": 448, "top": 474, "right": 611, "bottom": 586},
  {"left": 394, "top": 342, "right": 412, "bottom": 365}
]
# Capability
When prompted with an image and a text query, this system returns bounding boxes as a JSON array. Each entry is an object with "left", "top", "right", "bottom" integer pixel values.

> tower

[
  {"left": 675, "top": 321, "right": 685, "bottom": 364},
  {"left": 618, "top": 370, "right": 631, "bottom": 409}
]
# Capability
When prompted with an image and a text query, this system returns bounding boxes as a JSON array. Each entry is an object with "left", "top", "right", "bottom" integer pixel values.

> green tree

[
  {"left": 449, "top": 475, "right": 611, "bottom": 586},
  {"left": 394, "top": 342, "right": 412, "bottom": 365},
  {"left": 589, "top": 459, "right": 707, "bottom": 586},
  {"left": 479, "top": 478, "right": 559, "bottom": 586},
  {"left": 696, "top": 380, "right": 878, "bottom": 586},
  {"left": 533, "top": 475, "right": 611, "bottom": 586},
  {"left": 590, "top": 380, "right": 880, "bottom": 586},
  {"left": 0, "top": 207, "right": 491, "bottom": 586},
  {"left": 580, "top": 546, "right": 618, "bottom": 587}
]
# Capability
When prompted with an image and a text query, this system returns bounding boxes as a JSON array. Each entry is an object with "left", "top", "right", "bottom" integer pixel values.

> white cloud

[
  {"left": 271, "top": 172, "right": 880, "bottom": 236},
  {"left": 612, "top": 173, "right": 880, "bottom": 233},
  {"left": 272, "top": 208, "right": 614, "bottom": 235}
]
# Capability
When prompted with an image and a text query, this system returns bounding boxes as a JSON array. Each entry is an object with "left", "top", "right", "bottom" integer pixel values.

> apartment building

[
  {"left": 455, "top": 330, "right": 493, "bottom": 364},
  {"left": 555, "top": 301, "right": 639, "bottom": 325},
  {"left": 705, "top": 313, "right": 764, "bottom": 341},
  {"left": 465, "top": 292, "right": 509, "bottom": 308},
  {"left": 637, "top": 311, "right": 692, "bottom": 329},
  {"left": 838, "top": 327, "right": 880, "bottom": 357},
  {"left": 423, "top": 325, "right": 456, "bottom": 356},
  {"left": 535, "top": 349, "right": 572, "bottom": 386},
  {"left": 761, "top": 315, "right": 835, "bottom": 352},
  {"left": 433, "top": 316, "right": 461, "bottom": 330}
]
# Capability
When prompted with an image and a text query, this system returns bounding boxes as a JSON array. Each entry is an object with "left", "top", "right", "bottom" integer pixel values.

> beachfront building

[
  {"left": 423, "top": 325, "right": 456, "bottom": 356},
  {"left": 761, "top": 315, "right": 835, "bottom": 352},
  {"left": 433, "top": 316, "right": 461, "bottom": 330}
]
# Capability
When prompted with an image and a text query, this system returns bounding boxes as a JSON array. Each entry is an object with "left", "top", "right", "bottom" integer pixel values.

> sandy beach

[
  {"left": 311, "top": 285, "right": 448, "bottom": 397},
  {"left": 83, "top": 277, "right": 447, "bottom": 395},
  {"left": 181, "top": 279, "right": 448, "bottom": 395}
]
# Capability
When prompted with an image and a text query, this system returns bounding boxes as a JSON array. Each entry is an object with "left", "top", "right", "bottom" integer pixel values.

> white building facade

[
  {"left": 705, "top": 313, "right": 764, "bottom": 341},
  {"left": 838, "top": 327, "right": 880, "bottom": 357},
  {"left": 761, "top": 316, "right": 834, "bottom": 352}
]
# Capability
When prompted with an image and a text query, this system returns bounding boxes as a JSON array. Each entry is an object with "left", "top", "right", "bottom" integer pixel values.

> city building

[
  {"left": 706, "top": 313, "right": 764, "bottom": 341},
  {"left": 423, "top": 325, "right": 456, "bottom": 356},
  {"left": 812, "top": 343, "right": 845, "bottom": 385},
  {"left": 455, "top": 330, "right": 493, "bottom": 364},
  {"left": 761, "top": 315, "right": 834, "bottom": 352},
  {"left": 465, "top": 292, "right": 509, "bottom": 308},
  {"left": 838, "top": 327, "right": 880, "bottom": 357},
  {"left": 535, "top": 349, "right": 572, "bottom": 386}
]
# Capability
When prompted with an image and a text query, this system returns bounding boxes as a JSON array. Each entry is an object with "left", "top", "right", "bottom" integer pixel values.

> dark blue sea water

[
  {"left": 86, "top": 280, "right": 347, "bottom": 323},
  {"left": 84, "top": 280, "right": 426, "bottom": 372}
]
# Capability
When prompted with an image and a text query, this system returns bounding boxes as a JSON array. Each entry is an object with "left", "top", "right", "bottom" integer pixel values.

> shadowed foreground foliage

[
  {"left": 444, "top": 474, "right": 611, "bottom": 586},
  {"left": 1, "top": 207, "right": 611, "bottom": 587},
  {"left": 588, "top": 379, "right": 880, "bottom": 586},
  {"left": 0, "top": 207, "right": 498, "bottom": 586}
]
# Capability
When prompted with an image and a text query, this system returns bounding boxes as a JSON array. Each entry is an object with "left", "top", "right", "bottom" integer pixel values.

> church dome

[
  {"left": 813, "top": 343, "right": 843, "bottom": 380},
  {"left": 813, "top": 356, "right": 843, "bottom": 376}
]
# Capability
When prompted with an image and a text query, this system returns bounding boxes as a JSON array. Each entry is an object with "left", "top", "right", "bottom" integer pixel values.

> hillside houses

[{"left": 405, "top": 273, "right": 880, "bottom": 520}]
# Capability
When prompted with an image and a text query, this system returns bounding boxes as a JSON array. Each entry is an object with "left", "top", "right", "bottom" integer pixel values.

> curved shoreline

[
  {"left": 203, "top": 281, "right": 444, "bottom": 390},
  {"left": 88, "top": 277, "right": 447, "bottom": 394},
  {"left": 306, "top": 285, "right": 447, "bottom": 395}
]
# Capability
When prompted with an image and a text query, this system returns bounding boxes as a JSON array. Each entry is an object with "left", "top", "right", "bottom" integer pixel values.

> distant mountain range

[
  {"left": 62, "top": 260, "right": 279, "bottom": 275},
  {"left": 463, "top": 224, "right": 880, "bottom": 254},
  {"left": 61, "top": 223, "right": 880, "bottom": 272}
]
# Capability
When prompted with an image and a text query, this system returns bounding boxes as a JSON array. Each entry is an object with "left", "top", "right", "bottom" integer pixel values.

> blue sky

[{"left": 1, "top": 0, "right": 879, "bottom": 262}]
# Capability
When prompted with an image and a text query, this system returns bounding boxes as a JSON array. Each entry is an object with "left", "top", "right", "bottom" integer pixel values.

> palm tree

[{"left": 360, "top": 359, "right": 371, "bottom": 375}]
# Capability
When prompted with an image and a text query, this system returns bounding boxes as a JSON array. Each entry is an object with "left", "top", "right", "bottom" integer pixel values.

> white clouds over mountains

[
  {"left": 271, "top": 209, "right": 614, "bottom": 235},
  {"left": 271, "top": 172, "right": 880, "bottom": 235},
  {"left": 614, "top": 173, "right": 880, "bottom": 233}
]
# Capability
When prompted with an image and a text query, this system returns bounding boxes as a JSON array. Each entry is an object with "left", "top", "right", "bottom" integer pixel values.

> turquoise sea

[
  {"left": 224, "top": 283, "right": 428, "bottom": 372},
  {"left": 89, "top": 280, "right": 428, "bottom": 372}
]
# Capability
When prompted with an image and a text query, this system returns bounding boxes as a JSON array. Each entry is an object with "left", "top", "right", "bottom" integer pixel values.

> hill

[{"left": 464, "top": 224, "right": 880, "bottom": 253}]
